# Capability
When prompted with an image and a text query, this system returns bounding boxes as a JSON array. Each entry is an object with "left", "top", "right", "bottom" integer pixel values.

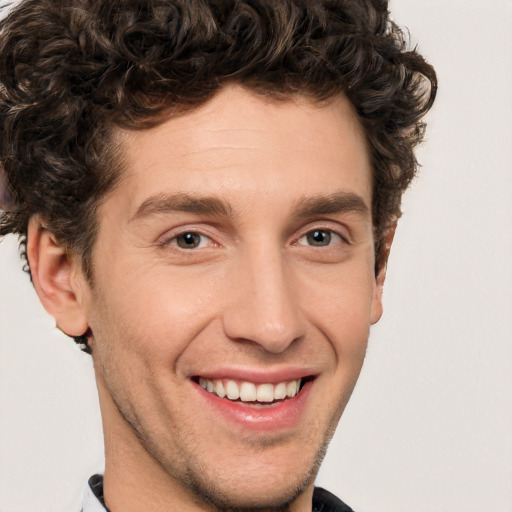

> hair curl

[{"left": 0, "top": 0, "right": 436, "bottom": 281}]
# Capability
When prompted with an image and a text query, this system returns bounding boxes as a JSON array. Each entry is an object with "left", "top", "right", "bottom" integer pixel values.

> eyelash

[
  {"left": 162, "top": 231, "right": 215, "bottom": 250},
  {"left": 296, "top": 228, "right": 349, "bottom": 248},
  {"left": 161, "top": 227, "right": 349, "bottom": 251}
]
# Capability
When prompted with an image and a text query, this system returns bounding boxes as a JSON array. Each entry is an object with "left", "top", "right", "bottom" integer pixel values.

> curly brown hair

[{"left": 0, "top": 0, "right": 436, "bottom": 280}]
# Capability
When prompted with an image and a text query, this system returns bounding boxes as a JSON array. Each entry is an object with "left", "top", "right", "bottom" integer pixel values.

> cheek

[
  {"left": 297, "top": 263, "right": 376, "bottom": 348},
  {"left": 89, "top": 263, "right": 224, "bottom": 365}
]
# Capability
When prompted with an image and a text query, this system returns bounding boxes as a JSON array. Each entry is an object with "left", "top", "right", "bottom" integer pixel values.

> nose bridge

[{"left": 223, "top": 241, "right": 303, "bottom": 353}]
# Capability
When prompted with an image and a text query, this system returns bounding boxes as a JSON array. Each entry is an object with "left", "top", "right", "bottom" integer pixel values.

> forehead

[{"left": 110, "top": 86, "right": 372, "bottom": 218}]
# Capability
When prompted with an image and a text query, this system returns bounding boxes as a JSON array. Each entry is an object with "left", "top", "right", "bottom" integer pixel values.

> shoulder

[{"left": 313, "top": 487, "right": 356, "bottom": 512}]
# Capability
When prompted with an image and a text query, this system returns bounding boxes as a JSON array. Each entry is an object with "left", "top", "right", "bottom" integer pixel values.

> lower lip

[{"left": 194, "top": 380, "right": 314, "bottom": 431}]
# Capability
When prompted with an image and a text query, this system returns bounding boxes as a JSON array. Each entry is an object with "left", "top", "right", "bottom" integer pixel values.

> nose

[{"left": 222, "top": 244, "right": 305, "bottom": 354}]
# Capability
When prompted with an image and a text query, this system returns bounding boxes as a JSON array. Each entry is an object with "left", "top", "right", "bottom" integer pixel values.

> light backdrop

[{"left": 1, "top": 1, "right": 511, "bottom": 511}]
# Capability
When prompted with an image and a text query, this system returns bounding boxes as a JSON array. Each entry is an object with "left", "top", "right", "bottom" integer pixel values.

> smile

[
  {"left": 198, "top": 378, "right": 302, "bottom": 404},
  {"left": 193, "top": 374, "right": 315, "bottom": 430}
]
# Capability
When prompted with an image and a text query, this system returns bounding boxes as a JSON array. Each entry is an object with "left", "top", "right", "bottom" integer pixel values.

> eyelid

[
  {"left": 170, "top": 232, "right": 212, "bottom": 249},
  {"left": 293, "top": 223, "right": 351, "bottom": 246},
  {"left": 158, "top": 225, "right": 219, "bottom": 249},
  {"left": 297, "top": 230, "right": 346, "bottom": 247}
]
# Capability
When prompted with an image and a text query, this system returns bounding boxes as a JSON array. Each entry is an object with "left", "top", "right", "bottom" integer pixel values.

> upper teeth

[{"left": 198, "top": 378, "right": 301, "bottom": 402}]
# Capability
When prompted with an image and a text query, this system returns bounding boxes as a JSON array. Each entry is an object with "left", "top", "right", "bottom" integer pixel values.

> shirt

[{"left": 81, "top": 474, "right": 355, "bottom": 512}]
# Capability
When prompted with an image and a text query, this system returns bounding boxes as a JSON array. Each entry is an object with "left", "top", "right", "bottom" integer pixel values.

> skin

[{"left": 28, "top": 85, "right": 389, "bottom": 512}]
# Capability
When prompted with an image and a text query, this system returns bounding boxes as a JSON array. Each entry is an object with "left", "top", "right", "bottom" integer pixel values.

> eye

[
  {"left": 171, "top": 231, "right": 211, "bottom": 249},
  {"left": 297, "top": 229, "right": 344, "bottom": 247}
]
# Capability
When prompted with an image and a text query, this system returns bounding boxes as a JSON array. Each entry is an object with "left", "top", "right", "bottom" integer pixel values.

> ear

[
  {"left": 370, "top": 224, "right": 396, "bottom": 325},
  {"left": 27, "top": 216, "right": 90, "bottom": 337}
]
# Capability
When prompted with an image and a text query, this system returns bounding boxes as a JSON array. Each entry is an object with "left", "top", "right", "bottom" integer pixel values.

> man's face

[{"left": 81, "top": 86, "right": 383, "bottom": 509}]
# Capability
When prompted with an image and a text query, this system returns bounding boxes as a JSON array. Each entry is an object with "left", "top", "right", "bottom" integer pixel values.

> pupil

[
  {"left": 308, "top": 230, "right": 331, "bottom": 246},
  {"left": 178, "top": 232, "right": 200, "bottom": 248}
]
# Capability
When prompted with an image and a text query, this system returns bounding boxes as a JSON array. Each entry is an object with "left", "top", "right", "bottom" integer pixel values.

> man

[{"left": 0, "top": 0, "right": 436, "bottom": 510}]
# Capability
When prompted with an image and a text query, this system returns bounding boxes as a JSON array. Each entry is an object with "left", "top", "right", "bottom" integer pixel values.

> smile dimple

[{"left": 197, "top": 377, "right": 302, "bottom": 405}]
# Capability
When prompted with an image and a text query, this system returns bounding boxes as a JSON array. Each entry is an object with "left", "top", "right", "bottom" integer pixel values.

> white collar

[{"left": 81, "top": 479, "right": 107, "bottom": 512}]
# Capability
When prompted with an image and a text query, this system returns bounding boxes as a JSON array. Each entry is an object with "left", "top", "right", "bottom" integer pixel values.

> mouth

[{"left": 193, "top": 376, "right": 312, "bottom": 408}]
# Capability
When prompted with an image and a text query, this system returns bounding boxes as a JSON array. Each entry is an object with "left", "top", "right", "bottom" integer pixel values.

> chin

[
  {"left": 184, "top": 470, "right": 314, "bottom": 512},
  {"left": 169, "top": 436, "right": 327, "bottom": 512}
]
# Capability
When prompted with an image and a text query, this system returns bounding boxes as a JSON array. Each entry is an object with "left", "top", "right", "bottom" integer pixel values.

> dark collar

[
  {"left": 88, "top": 474, "right": 355, "bottom": 512},
  {"left": 88, "top": 474, "right": 110, "bottom": 511}
]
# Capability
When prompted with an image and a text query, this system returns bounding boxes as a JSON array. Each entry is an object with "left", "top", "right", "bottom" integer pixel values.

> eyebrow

[
  {"left": 293, "top": 191, "right": 370, "bottom": 219},
  {"left": 130, "top": 190, "right": 369, "bottom": 224},
  {"left": 130, "top": 192, "right": 233, "bottom": 222}
]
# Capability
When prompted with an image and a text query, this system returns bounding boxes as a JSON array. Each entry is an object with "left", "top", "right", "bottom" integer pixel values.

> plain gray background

[{"left": 1, "top": 0, "right": 511, "bottom": 511}]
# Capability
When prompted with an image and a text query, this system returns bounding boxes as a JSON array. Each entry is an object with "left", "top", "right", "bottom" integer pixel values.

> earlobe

[
  {"left": 370, "top": 224, "right": 396, "bottom": 325},
  {"left": 27, "top": 216, "right": 90, "bottom": 337}
]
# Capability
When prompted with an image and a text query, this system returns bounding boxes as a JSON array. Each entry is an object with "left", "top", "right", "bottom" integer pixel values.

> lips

[{"left": 198, "top": 377, "right": 302, "bottom": 403}]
